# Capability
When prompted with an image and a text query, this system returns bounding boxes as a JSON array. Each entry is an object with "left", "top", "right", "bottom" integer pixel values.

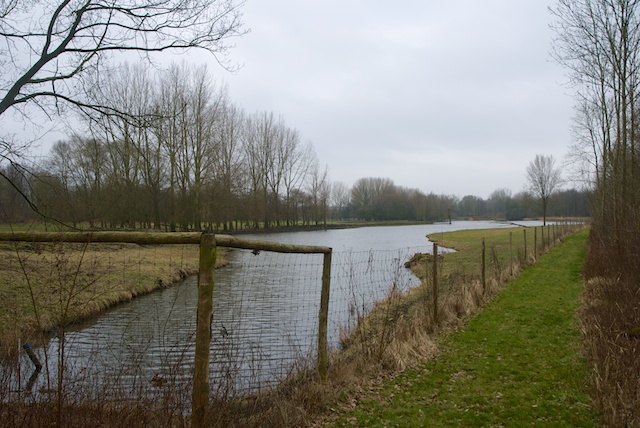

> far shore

[
  {"left": 0, "top": 217, "right": 588, "bottom": 356},
  {"left": 0, "top": 241, "right": 227, "bottom": 356}
]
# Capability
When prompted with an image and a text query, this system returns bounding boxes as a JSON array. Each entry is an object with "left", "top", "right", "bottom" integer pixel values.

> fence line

[
  {"left": 426, "top": 223, "right": 583, "bottom": 328},
  {"left": 0, "top": 231, "right": 331, "bottom": 427},
  {"left": 0, "top": 222, "right": 583, "bottom": 425}
]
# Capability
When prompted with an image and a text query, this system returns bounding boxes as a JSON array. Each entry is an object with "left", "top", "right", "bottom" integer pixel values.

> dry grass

[
  {"left": 0, "top": 224, "right": 581, "bottom": 427},
  {"left": 212, "top": 225, "right": 582, "bottom": 427},
  {"left": 0, "top": 241, "right": 227, "bottom": 356},
  {"left": 577, "top": 224, "right": 640, "bottom": 427},
  {"left": 580, "top": 275, "right": 640, "bottom": 427}
]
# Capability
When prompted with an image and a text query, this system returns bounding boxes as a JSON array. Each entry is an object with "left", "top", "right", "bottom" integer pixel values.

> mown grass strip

[{"left": 327, "top": 228, "right": 599, "bottom": 427}]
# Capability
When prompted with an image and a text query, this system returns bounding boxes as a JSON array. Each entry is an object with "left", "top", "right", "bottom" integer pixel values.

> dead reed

[{"left": 577, "top": 224, "right": 640, "bottom": 426}]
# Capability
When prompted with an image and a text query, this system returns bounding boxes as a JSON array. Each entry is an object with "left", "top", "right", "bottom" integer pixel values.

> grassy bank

[
  {"left": 0, "top": 240, "right": 227, "bottom": 355},
  {"left": 0, "top": 224, "right": 588, "bottom": 427},
  {"left": 325, "top": 228, "right": 598, "bottom": 426},
  {"left": 211, "top": 225, "right": 580, "bottom": 427}
]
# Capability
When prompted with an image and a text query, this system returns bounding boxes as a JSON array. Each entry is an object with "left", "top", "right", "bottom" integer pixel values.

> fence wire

[
  {"left": 1, "top": 224, "right": 578, "bottom": 404},
  {"left": 1, "top": 241, "right": 433, "bottom": 400}
]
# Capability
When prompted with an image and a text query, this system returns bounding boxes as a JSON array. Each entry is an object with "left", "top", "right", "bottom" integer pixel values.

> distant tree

[
  {"left": 459, "top": 195, "right": 485, "bottom": 217},
  {"left": 526, "top": 154, "right": 563, "bottom": 225},
  {"left": 0, "top": 163, "right": 32, "bottom": 222},
  {"left": 549, "top": 188, "right": 591, "bottom": 218},
  {"left": 507, "top": 192, "right": 528, "bottom": 221},
  {"left": 307, "top": 163, "right": 330, "bottom": 225},
  {"left": 424, "top": 192, "right": 457, "bottom": 222},
  {"left": 350, "top": 177, "right": 394, "bottom": 220},
  {"left": 330, "top": 181, "right": 351, "bottom": 220},
  {"left": 210, "top": 102, "right": 246, "bottom": 230},
  {"left": 488, "top": 188, "right": 512, "bottom": 220}
]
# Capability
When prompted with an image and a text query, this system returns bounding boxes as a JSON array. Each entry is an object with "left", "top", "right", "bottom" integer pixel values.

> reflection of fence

[{"left": 0, "top": 231, "right": 331, "bottom": 427}]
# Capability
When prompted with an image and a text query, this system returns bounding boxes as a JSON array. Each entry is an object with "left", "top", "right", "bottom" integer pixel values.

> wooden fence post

[
  {"left": 317, "top": 250, "right": 332, "bottom": 381},
  {"left": 534, "top": 227, "right": 538, "bottom": 259},
  {"left": 192, "top": 233, "right": 216, "bottom": 428},
  {"left": 433, "top": 243, "right": 438, "bottom": 325},
  {"left": 509, "top": 232, "right": 513, "bottom": 276},
  {"left": 523, "top": 228, "right": 527, "bottom": 262},
  {"left": 547, "top": 226, "right": 550, "bottom": 249},
  {"left": 482, "top": 238, "right": 486, "bottom": 294}
]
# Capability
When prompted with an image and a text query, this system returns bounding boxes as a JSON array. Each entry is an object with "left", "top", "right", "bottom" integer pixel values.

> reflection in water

[{"left": 7, "top": 221, "right": 525, "bottom": 398}]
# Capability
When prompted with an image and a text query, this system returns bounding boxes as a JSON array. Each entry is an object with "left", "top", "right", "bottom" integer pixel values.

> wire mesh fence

[{"left": 0, "top": 223, "right": 582, "bottom": 412}]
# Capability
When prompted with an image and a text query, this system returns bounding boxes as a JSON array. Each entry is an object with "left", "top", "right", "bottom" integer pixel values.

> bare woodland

[
  {"left": 0, "top": 2, "right": 591, "bottom": 230},
  {"left": 552, "top": 0, "right": 640, "bottom": 425}
]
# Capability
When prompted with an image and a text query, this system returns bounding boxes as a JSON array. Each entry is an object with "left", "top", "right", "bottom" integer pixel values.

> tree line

[
  {"left": 0, "top": 61, "right": 590, "bottom": 230},
  {"left": 2, "top": 62, "right": 332, "bottom": 231},
  {"left": 1, "top": 111, "right": 590, "bottom": 231},
  {"left": 550, "top": 2, "right": 640, "bottom": 424},
  {"left": 552, "top": 0, "right": 640, "bottom": 267},
  {"left": 334, "top": 178, "right": 589, "bottom": 222}
]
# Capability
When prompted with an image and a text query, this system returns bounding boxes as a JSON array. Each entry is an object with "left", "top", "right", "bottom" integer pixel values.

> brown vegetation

[
  {"left": 0, "top": 225, "right": 577, "bottom": 427},
  {"left": 550, "top": 2, "right": 640, "bottom": 423},
  {"left": 193, "top": 226, "right": 577, "bottom": 427},
  {"left": 579, "top": 228, "right": 640, "bottom": 427},
  {"left": 0, "top": 242, "right": 227, "bottom": 357}
]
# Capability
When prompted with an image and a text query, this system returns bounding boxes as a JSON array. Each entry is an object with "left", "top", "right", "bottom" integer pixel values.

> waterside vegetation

[
  {"left": 0, "top": 223, "right": 585, "bottom": 427},
  {"left": 325, "top": 227, "right": 598, "bottom": 427},
  {"left": 0, "top": 241, "right": 227, "bottom": 357}
]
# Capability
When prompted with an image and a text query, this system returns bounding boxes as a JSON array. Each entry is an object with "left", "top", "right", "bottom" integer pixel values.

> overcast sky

[{"left": 207, "top": 0, "right": 575, "bottom": 199}]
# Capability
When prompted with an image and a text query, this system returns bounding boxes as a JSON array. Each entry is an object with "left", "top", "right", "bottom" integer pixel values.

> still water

[{"left": 13, "top": 221, "right": 532, "bottom": 397}]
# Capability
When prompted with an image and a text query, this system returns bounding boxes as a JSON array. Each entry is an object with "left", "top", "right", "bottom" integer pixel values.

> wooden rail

[
  {"left": 0, "top": 231, "right": 332, "bottom": 427},
  {"left": 0, "top": 231, "right": 332, "bottom": 254}
]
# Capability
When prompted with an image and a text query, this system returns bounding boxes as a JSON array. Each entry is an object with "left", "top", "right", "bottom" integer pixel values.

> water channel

[{"left": 10, "top": 221, "right": 541, "bottom": 399}]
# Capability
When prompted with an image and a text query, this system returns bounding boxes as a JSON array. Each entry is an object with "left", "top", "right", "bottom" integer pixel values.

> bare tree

[
  {"left": 551, "top": 0, "right": 640, "bottom": 239},
  {"left": 306, "top": 161, "right": 330, "bottom": 226},
  {"left": 242, "top": 111, "right": 278, "bottom": 228},
  {"left": 210, "top": 101, "right": 245, "bottom": 230},
  {"left": 488, "top": 188, "right": 512, "bottom": 220},
  {"left": 350, "top": 177, "right": 394, "bottom": 220},
  {"left": 0, "top": 0, "right": 246, "bottom": 214},
  {"left": 0, "top": 0, "right": 245, "bottom": 119},
  {"left": 330, "top": 181, "right": 350, "bottom": 220},
  {"left": 281, "top": 134, "right": 315, "bottom": 225},
  {"left": 526, "top": 154, "right": 563, "bottom": 225}
]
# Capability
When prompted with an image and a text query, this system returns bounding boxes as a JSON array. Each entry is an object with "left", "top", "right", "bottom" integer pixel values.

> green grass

[
  {"left": 326, "top": 228, "right": 599, "bottom": 427},
  {"left": 431, "top": 225, "right": 553, "bottom": 282}
]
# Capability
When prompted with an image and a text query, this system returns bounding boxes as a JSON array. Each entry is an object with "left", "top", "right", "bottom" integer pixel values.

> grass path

[{"left": 326, "top": 228, "right": 600, "bottom": 427}]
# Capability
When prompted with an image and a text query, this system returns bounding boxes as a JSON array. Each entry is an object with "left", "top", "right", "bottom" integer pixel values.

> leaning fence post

[
  {"left": 433, "top": 243, "right": 438, "bottom": 326},
  {"left": 317, "top": 250, "right": 332, "bottom": 382},
  {"left": 192, "top": 233, "right": 216, "bottom": 428}
]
